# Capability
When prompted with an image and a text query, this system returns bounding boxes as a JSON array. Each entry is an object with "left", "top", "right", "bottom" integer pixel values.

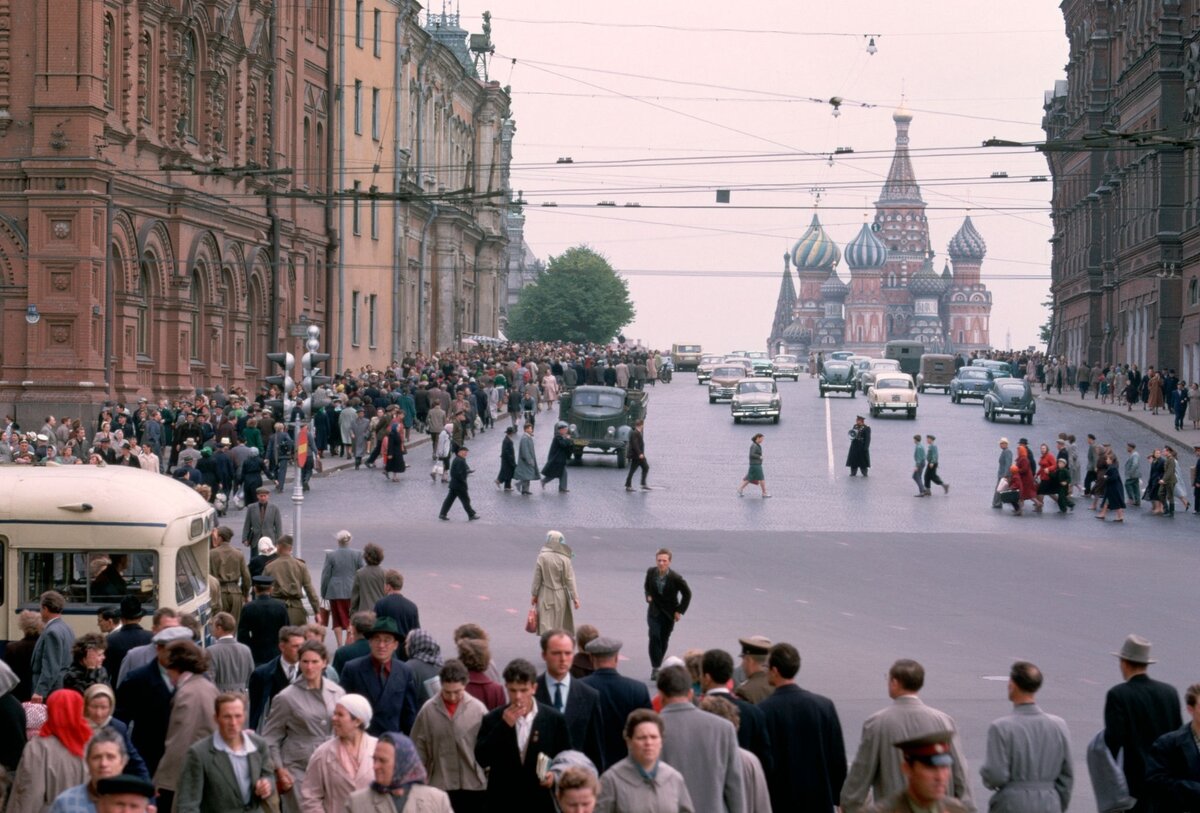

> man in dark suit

[
  {"left": 700, "top": 648, "right": 773, "bottom": 775},
  {"left": 438, "top": 446, "right": 479, "bottom": 521},
  {"left": 1146, "top": 681, "right": 1200, "bottom": 811},
  {"left": 758, "top": 642, "right": 847, "bottom": 812},
  {"left": 624, "top": 418, "right": 649, "bottom": 491},
  {"left": 535, "top": 630, "right": 603, "bottom": 770},
  {"left": 644, "top": 548, "right": 691, "bottom": 680},
  {"left": 1105, "top": 634, "right": 1182, "bottom": 813},
  {"left": 476, "top": 658, "right": 571, "bottom": 813},
  {"left": 104, "top": 596, "right": 153, "bottom": 681},
  {"left": 373, "top": 569, "right": 421, "bottom": 651},
  {"left": 247, "top": 625, "right": 305, "bottom": 730},
  {"left": 339, "top": 617, "right": 419, "bottom": 735},
  {"left": 332, "top": 612, "right": 373, "bottom": 676},
  {"left": 579, "top": 636, "right": 652, "bottom": 771},
  {"left": 237, "top": 576, "right": 290, "bottom": 665},
  {"left": 115, "top": 641, "right": 176, "bottom": 776}
]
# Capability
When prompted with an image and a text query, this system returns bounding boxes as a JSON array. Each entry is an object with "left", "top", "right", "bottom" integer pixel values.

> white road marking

[
  {"left": 981, "top": 675, "right": 1008, "bottom": 681},
  {"left": 795, "top": 599, "right": 809, "bottom": 604},
  {"left": 825, "top": 395, "right": 835, "bottom": 480},
  {"left": 888, "top": 625, "right": 907, "bottom": 631}
]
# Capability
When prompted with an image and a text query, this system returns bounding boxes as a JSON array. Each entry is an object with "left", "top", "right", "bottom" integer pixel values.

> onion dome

[
  {"left": 844, "top": 222, "right": 888, "bottom": 269},
  {"left": 791, "top": 214, "right": 841, "bottom": 271},
  {"left": 893, "top": 100, "right": 913, "bottom": 123},
  {"left": 820, "top": 271, "right": 849, "bottom": 300},
  {"left": 782, "top": 317, "right": 809, "bottom": 341},
  {"left": 947, "top": 216, "right": 986, "bottom": 260},
  {"left": 908, "top": 254, "right": 946, "bottom": 297}
]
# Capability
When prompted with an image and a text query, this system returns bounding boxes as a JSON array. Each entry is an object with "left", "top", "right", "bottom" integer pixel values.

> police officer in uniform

[
  {"left": 237, "top": 575, "right": 290, "bottom": 666},
  {"left": 734, "top": 635, "right": 774, "bottom": 704},
  {"left": 209, "top": 526, "right": 252, "bottom": 623},
  {"left": 847, "top": 415, "right": 872, "bottom": 477},
  {"left": 866, "top": 731, "right": 969, "bottom": 813},
  {"left": 263, "top": 535, "right": 319, "bottom": 626}
]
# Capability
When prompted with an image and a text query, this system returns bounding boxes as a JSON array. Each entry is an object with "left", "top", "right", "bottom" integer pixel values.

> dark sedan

[{"left": 949, "top": 367, "right": 995, "bottom": 403}]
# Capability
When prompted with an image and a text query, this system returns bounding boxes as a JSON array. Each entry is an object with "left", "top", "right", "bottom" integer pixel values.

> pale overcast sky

[{"left": 455, "top": 1, "right": 1068, "bottom": 352}]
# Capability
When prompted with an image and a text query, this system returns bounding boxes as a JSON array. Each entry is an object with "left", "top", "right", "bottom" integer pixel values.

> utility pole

[{"left": 295, "top": 326, "right": 331, "bottom": 560}]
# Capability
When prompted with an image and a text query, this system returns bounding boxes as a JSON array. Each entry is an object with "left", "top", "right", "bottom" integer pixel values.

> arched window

[
  {"left": 139, "top": 31, "right": 153, "bottom": 123},
  {"left": 136, "top": 253, "right": 153, "bottom": 357},
  {"left": 1190, "top": 278, "right": 1199, "bottom": 306},
  {"left": 246, "top": 289, "right": 258, "bottom": 366},
  {"left": 302, "top": 117, "right": 311, "bottom": 187},
  {"left": 103, "top": 14, "right": 115, "bottom": 108},
  {"left": 190, "top": 268, "right": 205, "bottom": 361},
  {"left": 221, "top": 268, "right": 236, "bottom": 367},
  {"left": 181, "top": 32, "right": 198, "bottom": 136},
  {"left": 315, "top": 122, "right": 324, "bottom": 192}
]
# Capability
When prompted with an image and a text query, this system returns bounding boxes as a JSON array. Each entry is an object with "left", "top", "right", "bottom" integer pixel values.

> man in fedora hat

[
  {"left": 1104, "top": 634, "right": 1181, "bottom": 813},
  {"left": 339, "top": 617, "right": 420, "bottom": 736},
  {"left": 104, "top": 595, "right": 152, "bottom": 680}
]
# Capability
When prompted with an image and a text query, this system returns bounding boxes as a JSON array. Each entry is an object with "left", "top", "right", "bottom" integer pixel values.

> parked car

[
  {"left": 696, "top": 354, "right": 726, "bottom": 384},
  {"left": 772, "top": 354, "right": 801, "bottom": 380},
  {"left": 746, "top": 352, "right": 774, "bottom": 377},
  {"left": 916, "top": 354, "right": 956, "bottom": 393},
  {"left": 819, "top": 360, "right": 857, "bottom": 397},
  {"left": 949, "top": 367, "right": 995, "bottom": 403},
  {"left": 709, "top": 366, "right": 747, "bottom": 402},
  {"left": 559, "top": 386, "right": 648, "bottom": 467},
  {"left": 983, "top": 378, "right": 1036, "bottom": 424},
  {"left": 731, "top": 378, "right": 782, "bottom": 424},
  {"left": 858, "top": 359, "right": 902, "bottom": 393},
  {"left": 868, "top": 373, "right": 919, "bottom": 419}
]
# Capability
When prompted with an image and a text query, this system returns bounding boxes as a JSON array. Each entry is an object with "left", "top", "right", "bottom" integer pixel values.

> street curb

[
  {"left": 1038, "top": 392, "right": 1196, "bottom": 448},
  {"left": 317, "top": 433, "right": 433, "bottom": 478}
]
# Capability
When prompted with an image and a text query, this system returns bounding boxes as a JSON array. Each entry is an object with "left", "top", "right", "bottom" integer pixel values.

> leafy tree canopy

[{"left": 506, "top": 245, "right": 635, "bottom": 344}]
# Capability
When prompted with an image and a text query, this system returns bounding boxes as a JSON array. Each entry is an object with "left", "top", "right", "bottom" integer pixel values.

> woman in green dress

[{"left": 737, "top": 433, "right": 769, "bottom": 498}]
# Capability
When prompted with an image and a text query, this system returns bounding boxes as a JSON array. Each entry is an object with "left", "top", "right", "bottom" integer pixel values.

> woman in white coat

[
  {"left": 531, "top": 530, "right": 580, "bottom": 636},
  {"left": 300, "top": 694, "right": 377, "bottom": 813}
]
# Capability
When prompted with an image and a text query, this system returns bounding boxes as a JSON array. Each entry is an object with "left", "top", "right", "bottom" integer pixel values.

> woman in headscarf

[
  {"left": 531, "top": 531, "right": 580, "bottom": 636},
  {"left": 82, "top": 684, "right": 149, "bottom": 780},
  {"left": 262, "top": 641, "right": 345, "bottom": 813},
  {"left": 7, "top": 689, "right": 91, "bottom": 813},
  {"left": 300, "top": 695, "right": 377, "bottom": 813},
  {"left": 347, "top": 732, "right": 452, "bottom": 813},
  {"left": 381, "top": 420, "right": 407, "bottom": 483},
  {"left": 403, "top": 630, "right": 443, "bottom": 705}
]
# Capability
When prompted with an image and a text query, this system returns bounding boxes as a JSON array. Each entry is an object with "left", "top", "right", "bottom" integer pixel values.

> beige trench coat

[
  {"left": 6, "top": 735, "right": 86, "bottom": 813},
  {"left": 531, "top": 540, "right": 579, "bottom": 635},
  {"left": 409, "top": 694, "right": 487, "bottom": 792}
]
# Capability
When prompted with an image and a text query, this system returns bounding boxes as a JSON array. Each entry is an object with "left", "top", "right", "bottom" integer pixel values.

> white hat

[
  {"left": 337, "top": 694, "right": 374, "bottom": 728},
  {"left": 258, "top": 537, "right": 277, "bottom": 556}
]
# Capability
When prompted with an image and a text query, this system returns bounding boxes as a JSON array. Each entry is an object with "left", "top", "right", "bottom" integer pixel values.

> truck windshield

[{"left": 573, "top": 391, "right": 626, "bottom": 409}]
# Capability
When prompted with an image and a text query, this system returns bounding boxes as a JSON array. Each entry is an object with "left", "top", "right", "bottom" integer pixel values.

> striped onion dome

[
  {"left": 908, "top": 254, "right": 946, "bottom": 297},
  {"left": 820, "top": 271, "right": 849, "bottom": 300},
  {"left": 844, "top": 222, "right": 888, "bottom": 269},
  {"left": 782, "top": 317, "right": 809, "bottom": 340},
  {"left": 947, "top": 216, "right": 986, "bottom": 260},
  {"left": 791, "top": 214, "right": 841, "bottom": 270}
]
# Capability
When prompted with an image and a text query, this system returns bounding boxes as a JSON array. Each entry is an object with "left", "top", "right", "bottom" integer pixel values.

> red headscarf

[{"left": 41, "top": 689, "right": 92, "bottom": 757}]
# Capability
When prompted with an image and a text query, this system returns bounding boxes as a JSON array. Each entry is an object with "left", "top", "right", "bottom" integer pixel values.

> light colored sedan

[
  {"left": 858, "top": 358, "right": 902, "bottom": 393},
  {"left": 731, "top": 378, "right": 782, "bottom": 423},
  {"left": 772, "top": 354, "right": 801, "bottom": 380},
  {"left": 696, "top": 354, "right": 726, "bottom": 384},
  {"left": 868, "top": 373, "right": 918, "bottom": 419}
]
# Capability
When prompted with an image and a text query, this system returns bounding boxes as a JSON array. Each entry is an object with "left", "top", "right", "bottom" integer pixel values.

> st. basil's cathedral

[{"left": 768, "top": 104, "right": 993, "bottom": 357}]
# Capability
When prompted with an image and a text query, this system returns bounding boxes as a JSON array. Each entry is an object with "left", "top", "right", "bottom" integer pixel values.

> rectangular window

[
  {"left": 371, "top": 87, "right": 380, "bottom": 140},
  {"left": 370, "top": 186, "right": 379, "bottom": 239},
  {"left": 352, "top": 180, "right": 361, "bottom": 235},
  {"left": 351, "top": 291, "right": 360, "bottom": 346},
  {"left": 355, "top": 0, "right": 364, "bottom": 47},
  {"left": 368, "top": 294, "right": 377, "bottom": 348},
  {"left": 353, "top": 80, "right": 362, "bottom": 134},
  {"left": 373, "top": 9, "right": 382, "bottom": 57},
  {"left": 21, "top": 550, "right": 158, "bottom": 608}
]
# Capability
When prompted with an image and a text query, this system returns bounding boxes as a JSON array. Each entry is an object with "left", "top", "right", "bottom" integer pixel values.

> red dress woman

[{"left": 1015, "top": 445, "right": 1038, "bottom": 509}]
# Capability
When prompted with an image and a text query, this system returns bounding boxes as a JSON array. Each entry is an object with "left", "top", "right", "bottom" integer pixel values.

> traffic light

[
  {"left": 301, "top": 351, "right": 332, "bottom": 394},
  {"left": 264, "top": 352, "right": 295, "bottom": 420}
]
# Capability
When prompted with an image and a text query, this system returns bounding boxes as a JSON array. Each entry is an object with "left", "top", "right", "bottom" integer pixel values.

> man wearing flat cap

[
  {"left": 1104, "top": 634, "right": 1181, "bottom": 813},
  {"left": 579, "top": 636, "right": 652, "bottom": 771},
  {"left": 241, "top": 487, "right": 283, "bottom": 548},
  {"left": 735, "top": 635, "right": 774, "bottom": 704},
  {"left": 95, "top": 775, "right": 156, "bottom": 813},
  {"left": 865, "top": 731, "right": 968, "bottom": 812}
]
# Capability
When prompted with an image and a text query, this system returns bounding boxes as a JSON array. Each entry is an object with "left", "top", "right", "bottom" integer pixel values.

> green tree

[
  {"left": 506, "top": 245, "right": 635, "bottom": 343},
  {"left": 1039, "top": 296, "right": 1054, "bottom": 346}
]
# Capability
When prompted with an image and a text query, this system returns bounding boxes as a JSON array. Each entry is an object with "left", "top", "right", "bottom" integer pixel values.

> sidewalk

[
  {"left": 315, "top": 432, "right": 433, "bottom": 478},
  {"left": 1039, "top": 388, "right": 1200, "bottom": 448}
]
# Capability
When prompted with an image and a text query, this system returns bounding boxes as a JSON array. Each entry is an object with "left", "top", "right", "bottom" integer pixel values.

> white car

[
  {"left": 868, "top": 373, "right": 918, "bottom": 419},
  {"left": 731, "top": 378, "right": 782, "bottom": 423},
  {"left": 772, "top": 354, "right": 801, "bottom": 380}
]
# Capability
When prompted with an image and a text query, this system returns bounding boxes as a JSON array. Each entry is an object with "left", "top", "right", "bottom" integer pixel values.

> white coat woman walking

[{"left": 530, "top": 530, "right": 580, "bottom": 635}]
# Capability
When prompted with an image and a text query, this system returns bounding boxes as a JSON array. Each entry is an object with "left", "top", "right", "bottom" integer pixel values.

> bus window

[
  {"left": 0, "top": 537, "right": 5, "bottom": 607},
  {"left": 20, "top": 550, "right": 157, "bottom": 609},
  {"left": 175, "top": 543, "right": 208, "bottom": 605}
]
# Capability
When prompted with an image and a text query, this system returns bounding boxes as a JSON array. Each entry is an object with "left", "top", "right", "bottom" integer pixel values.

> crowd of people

[{"left": 1, "top": 516, "right": 1197, "bottom": 813}]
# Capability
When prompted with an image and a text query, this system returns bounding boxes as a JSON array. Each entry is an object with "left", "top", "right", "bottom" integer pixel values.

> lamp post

[{"left": 294, "top": 325, "right": 331, "bottom": 560}]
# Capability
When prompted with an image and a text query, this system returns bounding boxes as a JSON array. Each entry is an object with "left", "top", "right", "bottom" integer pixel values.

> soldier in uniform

[
  {"left": 237, "top": 575, "right": 290, "bottom": 666},
  {"left": 263, "top": 535, "right": 319, "bottom": 626},
  {"left": 735, "top": 635, "right": 774, "bottom": 704},
  {"left": 209, "top": 526, "right": 252, "bottom": 623},
  {"left": 866, "top": 731, "right": 969, "bottom": 813},
  {"left": 847, "top": 415, "right": 872, "bottom": 477}
]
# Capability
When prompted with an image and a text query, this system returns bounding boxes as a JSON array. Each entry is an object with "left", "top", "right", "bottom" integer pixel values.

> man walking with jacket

[
  {"left": 439, "top": 446, "right": 479, "bottom": 521},
  {"left": 644, "top": 549, "right": 691, "bottom": 681},
  {"left": 625, "top": 419, "right": 650, "bottom": 492},
  {"left": 992, "top": 438, "right": 1013, "bottom": 508}
]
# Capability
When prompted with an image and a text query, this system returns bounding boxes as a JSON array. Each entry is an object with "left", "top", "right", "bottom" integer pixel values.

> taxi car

[
  {"left": 731, "top": 378, "right": 782, "bottom": 424},
  {"left": 696, "top": 354, "right": 726, "bottom": 384},
  {"left": 772, "top": 354, "right": 801, "bottom": 380},
  {"left": 868, "top": 373, "right": 918, "bottom": 419},
  {"left": 708, "top": 366, "right": 747, "bottom": 403},
  {"left": 983, "top": 377, "right": 1036, "bottom": 424},
  {"left": 818, "top": 360, "right": 857, "bottom": 397},
  {"left": 949, "top": 367, "right": 995, "bottom": 403}
]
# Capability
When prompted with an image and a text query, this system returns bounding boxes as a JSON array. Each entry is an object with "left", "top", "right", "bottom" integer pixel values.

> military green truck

[{"left": 558, "top": 385, "right": 648, "bottom": 467}]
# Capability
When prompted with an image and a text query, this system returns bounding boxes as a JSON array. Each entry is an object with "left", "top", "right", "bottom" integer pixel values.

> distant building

[
  {"left": 1042, "top": 1, "right": 1199, "bottom": 379},
  {"left": 768, "top": 106, "right": 993, "bottom": 358}
]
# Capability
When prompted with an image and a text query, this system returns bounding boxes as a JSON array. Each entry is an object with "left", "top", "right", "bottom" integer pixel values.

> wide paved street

[{"left": 253, "top": 375, "right": 1200, "bottom": 811}]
